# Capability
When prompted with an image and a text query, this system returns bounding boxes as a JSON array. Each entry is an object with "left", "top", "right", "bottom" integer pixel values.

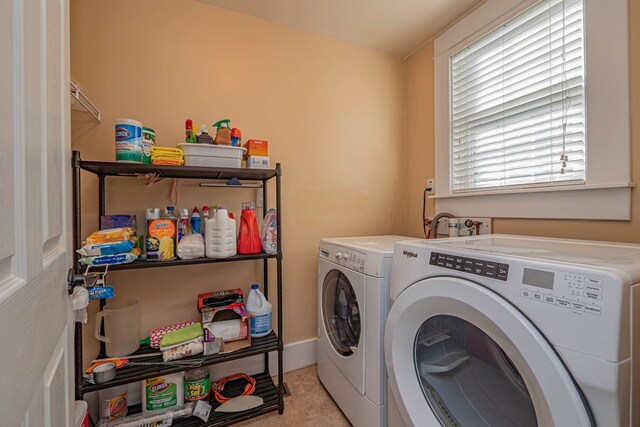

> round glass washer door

[
  {"left": 322, "top": 269, "right": 361, "bottom": 356},
  {"left": 415, "top": 315, "right": 537, "bottom": 427}
]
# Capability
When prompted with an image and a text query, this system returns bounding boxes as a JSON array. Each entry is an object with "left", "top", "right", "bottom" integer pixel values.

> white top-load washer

[
  {"left": 385, "top": 235, "right": 640, "bottom": 427},
  {"left": 317, "top": 235, "right": 410, "bottom": 427}
]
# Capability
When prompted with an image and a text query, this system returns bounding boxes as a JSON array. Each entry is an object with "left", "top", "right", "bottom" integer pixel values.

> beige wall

[
  {"left": 70, "top": 0, "right": 405, "bottom": 365},
  {"left": 404, "top": 2, "right": 639, "bottom": 243}
]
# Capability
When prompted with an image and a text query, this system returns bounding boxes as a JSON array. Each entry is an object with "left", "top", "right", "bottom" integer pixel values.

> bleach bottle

[{"left": 246, "top": 284, "right": 272, "bottom": 338}]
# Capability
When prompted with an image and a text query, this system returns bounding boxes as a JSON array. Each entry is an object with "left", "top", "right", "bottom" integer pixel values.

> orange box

[{"left": 243, "top": 139, "right": 269, "bottom": 158}]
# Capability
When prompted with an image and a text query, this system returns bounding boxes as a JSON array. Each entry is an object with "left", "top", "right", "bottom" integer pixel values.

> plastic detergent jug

[
  {"left": 246, "top": 284, "right": 273, "bottom": 337},
  {"left": 260, "top": 208, "right": 277, "bottom": 255},
  {"left": 141, "top": 373, "right": 184, "bottom": 414},
  {"left": 237, "top": 202, "right": 262, "bottom": 254},
  {"left": 94, "top": 298, "right": 140, "bottom": 357},
  {"left": 205, "top": 207, "right": 237, "bottom": 258}
]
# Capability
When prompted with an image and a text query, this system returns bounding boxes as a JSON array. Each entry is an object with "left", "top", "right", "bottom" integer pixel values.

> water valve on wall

[{"left": 428, "top": 215, "right": 492, "bottom": 238}]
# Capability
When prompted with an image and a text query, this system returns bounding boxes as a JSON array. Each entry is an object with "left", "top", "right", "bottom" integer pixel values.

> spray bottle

[
  {"left": 201, "top": 206, "right": 209, "bottom": 237},
  {"left": 191, "top": 207, "right": 201, "bottom": 234},
  {"left": 212, "top": 119, "right": 232, "bottom": 145},
  {"left": 185, "top": 119, "right": 195, "bottom": 144}
]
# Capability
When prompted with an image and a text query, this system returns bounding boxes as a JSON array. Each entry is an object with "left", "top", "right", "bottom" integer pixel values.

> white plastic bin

[{"left": 178, "top": 143, "right": 245, "bottom": 168}]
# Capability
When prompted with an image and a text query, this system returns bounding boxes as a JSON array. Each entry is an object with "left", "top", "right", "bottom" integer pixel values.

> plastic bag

[
  {"left": 80, "top": 250, "right": 139, "bottom": 266},
  {"left": 260, "top": 208, "right": 277, "bottom": 254},
  {"left": 177, "top": 233, "right": 205, "bottom": 260},
  {"left": 77, "top": 238, "right": 136, "bottom": 257},
  {"left": 85, "top": 227, "right": 135, "bottom": 244}
]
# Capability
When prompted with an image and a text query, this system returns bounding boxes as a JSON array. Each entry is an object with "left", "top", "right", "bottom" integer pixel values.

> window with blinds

[{"left": 450, "top": 0, "right": 585, "bottom": 192}]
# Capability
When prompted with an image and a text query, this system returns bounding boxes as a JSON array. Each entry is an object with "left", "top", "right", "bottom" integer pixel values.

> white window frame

[{"left": 433, "top": 0, "right": 633, "bottom": 220}]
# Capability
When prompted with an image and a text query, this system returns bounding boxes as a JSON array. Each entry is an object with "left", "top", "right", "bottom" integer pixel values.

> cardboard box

[
  {"left": 198, "top": 289, "right": 243, "bottom": 313},
  {"left": 202, "top": 304, "right": 251, "bottom": 355},
  {"left": 246, "top": 155, "right": 270, "bottom": 169},
  {"left": 243, "top": 139, "right": 269, "bottom": 158}
]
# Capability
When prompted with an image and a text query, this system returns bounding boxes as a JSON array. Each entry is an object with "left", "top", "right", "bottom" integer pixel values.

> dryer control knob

[{"left": 336, "top": 252, "right": 343, "bottom": 260}]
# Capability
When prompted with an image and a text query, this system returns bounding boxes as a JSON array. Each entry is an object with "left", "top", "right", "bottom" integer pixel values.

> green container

[{"left": 142, "top": 127, "right": 156, "bottom": 164}]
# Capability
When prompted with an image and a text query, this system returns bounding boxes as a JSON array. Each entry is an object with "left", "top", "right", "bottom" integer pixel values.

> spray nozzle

[{"left": 212, "top": 119, "right": 231, "bottom": 130}]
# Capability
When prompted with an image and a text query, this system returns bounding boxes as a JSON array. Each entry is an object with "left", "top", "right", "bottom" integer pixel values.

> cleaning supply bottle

[
  {"left": 260, "top": 208, "right": 278, "bottom": 254},
  {"left": 177, "top": 208, "right": 189, "bottom": 242},
  {"left": 201, "top": 206, "right": 209, "bottom": 237},
  {"left": 205, "top": 207, "right": 237, "bottom": 258},
  {"left": 237, "top": 202, "right": 262, "bottom": 254},
  {"left": 197, "top": 124, "right": 213, "bottom": 144},
  {"left": 185, "top": 119, "right": 195, "bottom": 144},
  {"left": 230, "top": 128, "right": 241, "bottom": 147},
  {"left": 246, "top": 284, "right": 272, "bottom": 338},
  {"left": 164, "top": 206, "right": 178, "bottom": 221},
  {"left": 212, "top": 119, "right": 232, "bottom": 145},
  {"left": 190, "top": 207, "right": 201, "bottom": 234}
]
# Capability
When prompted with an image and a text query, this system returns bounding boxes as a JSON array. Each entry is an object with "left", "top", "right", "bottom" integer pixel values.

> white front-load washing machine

[
  {"left": 317, "top": 235, "right": 410, "bottom": 427},
  {"left": 385, "top": 235, "right": 640, "bottom": 427}
]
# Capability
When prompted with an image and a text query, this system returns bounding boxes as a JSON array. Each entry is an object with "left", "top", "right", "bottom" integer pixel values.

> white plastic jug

[
  {"left": 205, "top": 207, "right": 237, "bottom": 258},
  {"left": 246, "top": 284, "right": 273, "bottom": 338},
  {"left": 94, "top": 298, "right": 140, "bottom": 357}
]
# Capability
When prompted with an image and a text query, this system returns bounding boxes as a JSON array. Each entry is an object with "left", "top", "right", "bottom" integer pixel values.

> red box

[{"left": 243, "top": 139, "right": 269, "bottom": 158}]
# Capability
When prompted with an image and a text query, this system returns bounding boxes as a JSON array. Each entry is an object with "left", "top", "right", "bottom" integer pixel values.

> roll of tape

[{"left": 93, "top": 362, "right": 116, "bottom": 384}]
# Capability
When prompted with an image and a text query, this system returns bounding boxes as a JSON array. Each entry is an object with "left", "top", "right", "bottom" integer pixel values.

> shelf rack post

[
  {"left": 262, "top": 178, "right": 270, "bottom": 374},
  {"left": 72, "top": 150, "right": 83, "bottom": 400},
  {"left": 97, "top": 173, "right": 108, "bottom": 358},
  {"left": 276, "top": 163, "right": 284, "bottom": 414}
]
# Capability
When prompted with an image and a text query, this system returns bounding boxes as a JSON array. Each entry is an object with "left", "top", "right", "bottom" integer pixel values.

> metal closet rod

[{"left": 199, "top": 182, "right": 263, "bottom": 188}]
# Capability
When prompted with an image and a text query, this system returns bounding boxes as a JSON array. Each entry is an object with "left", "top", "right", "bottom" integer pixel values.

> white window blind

[{"left": 450, "top": 0, "right": 585, "bottom": 192}]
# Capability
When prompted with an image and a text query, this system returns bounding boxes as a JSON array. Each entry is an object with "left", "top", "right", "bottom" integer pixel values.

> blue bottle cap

[{"left": 251, "top": 284, "right": 259, "bottom": 290}]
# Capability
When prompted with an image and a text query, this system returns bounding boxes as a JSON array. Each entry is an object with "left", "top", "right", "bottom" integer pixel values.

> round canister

[
  {"left": 142, "top": 127, "right": 155, "bottom": 164},
  {"left": 184, "top": 367, "right": 210, "bottom": 401},
  {"left": 115, "top": 118, "right": 143, "bottom": 163}
]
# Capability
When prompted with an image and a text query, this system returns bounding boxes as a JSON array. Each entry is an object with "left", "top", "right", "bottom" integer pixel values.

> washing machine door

[
  {"left": 318, "top": 260, "right": 365, "bottom": 393},
  {"left": 385, "top": 276, "right": 594, "bottom": 427}
]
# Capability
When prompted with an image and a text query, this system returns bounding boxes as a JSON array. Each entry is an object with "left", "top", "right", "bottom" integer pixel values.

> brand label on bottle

[
  {"left": 102, "top": 392, "right": 127, "bottom": 420},
  {"left": 250, "top": 312, "right": 272, "bottom": 336},
  {"left": 145, "top": 377, "right": 178, "bottom": 410}
]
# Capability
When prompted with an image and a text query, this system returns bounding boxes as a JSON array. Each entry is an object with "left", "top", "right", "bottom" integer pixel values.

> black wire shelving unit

[{"left": 71, "top": 150, "right": 284, "bottom": 426}]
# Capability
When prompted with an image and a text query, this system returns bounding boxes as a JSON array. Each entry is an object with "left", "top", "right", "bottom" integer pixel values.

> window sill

[{"left": 433, "top": 182, "right": 634, "bottom": 220}]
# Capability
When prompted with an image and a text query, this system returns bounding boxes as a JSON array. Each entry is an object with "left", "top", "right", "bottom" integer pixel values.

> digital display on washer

[{"left": 522, "top": 268, "right": 554, "bottom": 290}]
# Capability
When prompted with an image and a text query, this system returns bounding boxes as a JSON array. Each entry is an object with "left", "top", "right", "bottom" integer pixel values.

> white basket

[{"left": 178, "top": 143, "right": 245, "bottom": 168}]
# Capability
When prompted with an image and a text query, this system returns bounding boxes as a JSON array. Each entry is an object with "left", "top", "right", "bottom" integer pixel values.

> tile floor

[{"left": 243, "top": 365, "right": 351, "bottom": 426}]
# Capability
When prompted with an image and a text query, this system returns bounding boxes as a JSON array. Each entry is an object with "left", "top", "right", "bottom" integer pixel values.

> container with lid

[{"left": 184, "top": 367, "right": 210, "bottom": 401}]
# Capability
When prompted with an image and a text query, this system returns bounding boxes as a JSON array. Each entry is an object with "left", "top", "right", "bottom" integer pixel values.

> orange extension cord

[{"left": 212, "top": 373, "right": 257, "bottom": 404}]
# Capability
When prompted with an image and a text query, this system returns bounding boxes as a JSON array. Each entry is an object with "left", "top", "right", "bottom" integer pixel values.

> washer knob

[{"left": 336, "top": 252, "right": 343, "bottom": 260}]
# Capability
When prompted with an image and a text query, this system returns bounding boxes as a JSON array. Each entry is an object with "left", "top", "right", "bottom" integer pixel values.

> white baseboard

[{"left": 210, "top": 337, "right": 317, "bottom": 378}]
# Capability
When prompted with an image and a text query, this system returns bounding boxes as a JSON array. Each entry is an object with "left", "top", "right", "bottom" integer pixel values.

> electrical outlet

[
  {"left": 426, "top": 179, "right": 435, "bottom": 195},
  {"left": 256, "top": 188, "right": 263, "bottom": 208}
]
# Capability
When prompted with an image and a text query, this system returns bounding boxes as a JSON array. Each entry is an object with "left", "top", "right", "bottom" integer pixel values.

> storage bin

[{"left": 178, "top": 143, "right": 245, "bottom": 168}]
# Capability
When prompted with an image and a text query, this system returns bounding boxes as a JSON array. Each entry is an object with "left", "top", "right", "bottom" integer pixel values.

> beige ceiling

[{"left": 194, "top": 0, "right": 485, "bottom": 57}]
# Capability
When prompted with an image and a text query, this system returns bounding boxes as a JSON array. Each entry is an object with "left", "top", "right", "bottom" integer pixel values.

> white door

[
  {"left": 0, "top": 0, "right": 73, "bottom": 425},
  {"left": 385, "top": 277, "right": 594, "bottom": 427}
]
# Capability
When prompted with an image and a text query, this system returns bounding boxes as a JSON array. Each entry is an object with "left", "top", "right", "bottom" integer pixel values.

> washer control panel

[
  {"left": 320, "top": 247, "right": 366, "bottom": 273},
  {"left": 520, "top": 268, "right": 604, "bottom": 316},
  {"left": 429, "top": 252, "right": 509, "bottom": 281}
]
